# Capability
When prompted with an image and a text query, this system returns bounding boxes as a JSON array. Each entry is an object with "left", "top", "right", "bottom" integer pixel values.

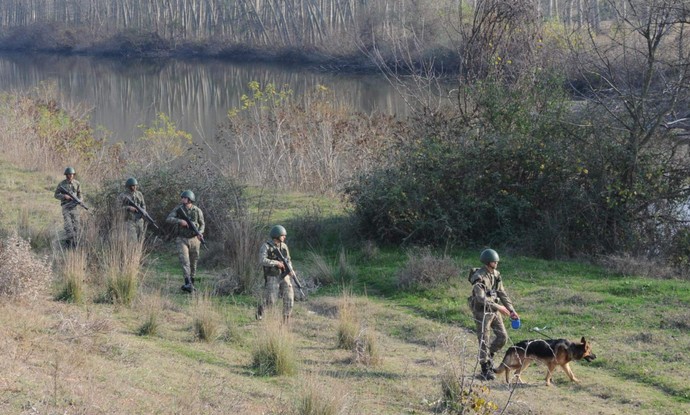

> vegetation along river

[{"left": 0, "top": 52, "right": 411, "bottom": 145}]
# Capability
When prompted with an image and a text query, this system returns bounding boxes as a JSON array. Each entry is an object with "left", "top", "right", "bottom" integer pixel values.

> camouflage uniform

[
  {"left": 118, "top": 188, "right": 146, "bottom": 240},
  {"left": 166, "top": 204, "right": 205, "bottom": 286},
  {"left": 259, "top": 240, "right": 294, "bottom": 319},
  {"left": 468, "top": 267, "right": 516, "bottom": 365},
  {"left": 54, "top": 178, "right": 82, "bottom": 245}
]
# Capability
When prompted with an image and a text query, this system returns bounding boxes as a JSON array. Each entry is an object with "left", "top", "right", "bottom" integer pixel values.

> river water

[{"left": 0, "top": 53, "right": 411, "bottom": 144}]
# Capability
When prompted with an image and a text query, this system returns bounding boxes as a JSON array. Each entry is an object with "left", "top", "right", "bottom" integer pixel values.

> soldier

[
  {"left": 468, "top": 248, "right": 520, "bottom": 381},
  {"left": 166, "top": 190, "right": 205, "bottom": 293},
  {"left": 117, "top": 177, "right": 146, "bottom": 240},
  {"left": 257, "top": 225, "right": 295, "bottom": 324},
  {"left": 54, "top": 167, "right": 82, "bottom": 248}
]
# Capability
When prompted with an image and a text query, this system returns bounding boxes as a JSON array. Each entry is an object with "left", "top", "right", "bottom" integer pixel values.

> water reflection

[{"left": 0, "top": 53, "right": 411, "bottom": 143}]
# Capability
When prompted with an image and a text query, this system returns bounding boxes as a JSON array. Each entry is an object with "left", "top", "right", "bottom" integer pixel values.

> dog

[{"left": 493, "top": 337, "right": 596, "bottom": 385}]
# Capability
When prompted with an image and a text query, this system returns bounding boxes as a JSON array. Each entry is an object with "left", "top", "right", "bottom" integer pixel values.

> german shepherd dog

[{"left": 493, "top": 337, "right": 596, "bottom": 385}]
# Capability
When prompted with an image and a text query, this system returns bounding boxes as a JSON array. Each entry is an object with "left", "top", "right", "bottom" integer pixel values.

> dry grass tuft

[
  {"left": 335, "top": 289, "right": 359, "bottom": 350},
  {"left": 191, "top": 291, "right": 222, "bottom": 342},
  {"left": 55, "top": 247, "right": 88, "bottom": 303},
  {"left": 251, "top": 313, "right": 298, "bottom": 376},
  {"left": 0, "top": 231, "right": 53, "bottom": 299},
  {"left": 294, "top": 375, "right": 352, "bottom": 415},
  {"left": 396, "top": 246, "right": 459, "bottom": 290},
  {"left": 137, "top": 291, "right": 164, "bottom": 336},
  {"left": 435, "top": 334, "right": 500, "bottom": 414},
  {"left": 101, "top": 221, "right": 145, "bottom": 306},
  {"left": 352, "top": 327, "right": 381, "bottom": 367},
  {"left": 306, "top": 251, "right": 336, "bottom": 286},
  {"left": 337, "top": 248, "right": 357, "bottom": 283}
]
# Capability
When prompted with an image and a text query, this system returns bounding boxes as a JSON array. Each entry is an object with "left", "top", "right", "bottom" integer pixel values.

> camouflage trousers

[
  {"left": 472, "top": 309, "right": 508, "bottom": 364},
  {"left": 175, "top": 236, "right": 200, "bottom": 280},
  {"left": 61, "top": 206, "right": 80, "bottom": 242},
  {"left": 125, "top": 219, "right": 145, "bottom": 241},
  {"left": 263, "top": 275, "right": 294, "bottom": 318}
]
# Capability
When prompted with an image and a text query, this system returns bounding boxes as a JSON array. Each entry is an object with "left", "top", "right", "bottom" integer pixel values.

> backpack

[{"left": 467, "top": 267, "right": 480, "bottom": 284}]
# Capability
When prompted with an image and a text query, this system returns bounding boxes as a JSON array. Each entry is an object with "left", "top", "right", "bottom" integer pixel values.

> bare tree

[{"left": 566, "top": 0, "right": 690, "bottom": 251}]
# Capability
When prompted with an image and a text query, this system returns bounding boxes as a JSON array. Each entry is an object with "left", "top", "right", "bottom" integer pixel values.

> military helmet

[
  {"left": 125, "top": 177, "right": 138, "bottom": 187},
  {"left": 270, "top": 225, "right": 287, "bottom": 239},
  {"left": 180, "top": 190, "right": 195, "bottom": 202},
  {"left": 64, "top": 167, "right": 76, "bottom": 175},
  {"left": 480, "top": 249, "right": 500, "bottom": 264}
]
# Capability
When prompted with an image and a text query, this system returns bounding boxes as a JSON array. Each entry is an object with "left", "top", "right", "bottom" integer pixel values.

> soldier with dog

[{"left": 468, "top": 248, "right": 520, "bottom": 381}]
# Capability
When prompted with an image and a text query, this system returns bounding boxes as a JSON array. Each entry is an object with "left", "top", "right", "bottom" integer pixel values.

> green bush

[{"left": 347, "top": 74, "right": 690, "bottom": 260}]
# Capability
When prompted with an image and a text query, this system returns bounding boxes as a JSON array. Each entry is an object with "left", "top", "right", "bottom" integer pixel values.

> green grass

[{"left": 3, "top": 159, "right": 690, "bottom": 413}]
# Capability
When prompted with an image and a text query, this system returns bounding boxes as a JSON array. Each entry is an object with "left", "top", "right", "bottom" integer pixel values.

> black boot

[
  {"left": 181, "top": 277, "right": 194, "bottom": 293},
  {"left": 256, "top": 304, "right": 264, "bottom": 320},
  {"left": 480, "top": 361, "right": 496, "bottom": 381}
]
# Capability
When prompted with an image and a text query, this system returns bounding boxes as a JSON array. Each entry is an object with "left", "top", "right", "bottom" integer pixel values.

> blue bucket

[{"left": 511, "top": 318, "right": 521, "bottom": 330}]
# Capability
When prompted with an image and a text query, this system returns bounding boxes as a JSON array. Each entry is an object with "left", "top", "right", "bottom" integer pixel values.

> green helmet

[
  {"left": 180, "top": 190, "right": 195, "bottom": 202},
  {"left": 270, "top": 225, "right": 287, "bottom": 239},
  {"left": 64, "top": 167, "right": 76, "bottom": 175},
  {"left": 480, "top": 249, "right": 500, "bottom": 264},
  {"left": 125, "top": 177, "right": 138, "bottom": 187}
]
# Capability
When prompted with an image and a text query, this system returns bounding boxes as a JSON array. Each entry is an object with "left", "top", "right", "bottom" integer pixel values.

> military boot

[
  {"left": 255, "top": 304, "right": 264, "bottom": 320},
  {"left": 181, "top": 277, "right": 194, "bottom": 293},
  {"left": 480, "top": 361, "right": 496, "bottom": 381}
]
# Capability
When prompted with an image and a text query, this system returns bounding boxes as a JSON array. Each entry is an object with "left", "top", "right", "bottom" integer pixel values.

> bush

[
  {"left": 0, "top": 232, "right": 53, "bottom": 299},
  {"left": 89, "top": 159, "right": 253, "bottom": 282}
]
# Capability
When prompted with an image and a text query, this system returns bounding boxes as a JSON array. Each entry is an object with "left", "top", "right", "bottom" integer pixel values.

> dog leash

[{"left": 529, "top": 326, "right": 554, "bottom": 339}]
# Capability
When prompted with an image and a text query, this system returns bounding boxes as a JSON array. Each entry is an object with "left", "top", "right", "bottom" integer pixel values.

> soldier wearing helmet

[
  {"left": 53, "top": 167, "right": 82, "bottom": 248},
  {"left": 117, "top": 177, "right": 147, "bottom": 240},
  {"left": 256, "top": 225, "right": 295, "bottom": 324},
  {"left": 166, "top": 190, "right": 205, "bottom": 293},
  {"left": 468, "top": 248, "right": 520, "bottom": 381}
]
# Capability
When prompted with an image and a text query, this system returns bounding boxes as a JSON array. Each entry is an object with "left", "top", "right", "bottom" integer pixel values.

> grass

[{"left": 1, "top": 159, "right": 690, "bottom": 414}]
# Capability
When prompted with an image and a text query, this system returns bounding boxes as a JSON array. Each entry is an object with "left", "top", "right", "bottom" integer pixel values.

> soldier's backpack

[{"left": 467, "top": 267, "right": 480, "bottom": 284}]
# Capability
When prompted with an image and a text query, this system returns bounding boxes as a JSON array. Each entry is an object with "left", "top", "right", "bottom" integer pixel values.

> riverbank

[{"left": 0, "top": 25, "right": 458, "bottom": 74}]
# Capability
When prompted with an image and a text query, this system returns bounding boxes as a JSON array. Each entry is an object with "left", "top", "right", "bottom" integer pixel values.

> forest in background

[{"left": 0, "top": 0, "right": 664, "bottom": 66}]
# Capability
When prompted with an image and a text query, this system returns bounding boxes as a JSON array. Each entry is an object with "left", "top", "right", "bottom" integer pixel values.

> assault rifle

[
  {"left": 177, "top": 207, "right": 206, "bottom": 247},
  {"left": 58, "top": 185, "right": 89, "bottom": 210},
  {"left": 274, "top": 246, "right": 306, "bottom": 298},
  {"left": 123, "top": 195, "right": 159, "bottom": 230}
]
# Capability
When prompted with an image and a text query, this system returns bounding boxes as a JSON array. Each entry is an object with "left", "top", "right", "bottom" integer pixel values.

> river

[{"left": 0, "top": 53, "right": 411, "bottom": 144}]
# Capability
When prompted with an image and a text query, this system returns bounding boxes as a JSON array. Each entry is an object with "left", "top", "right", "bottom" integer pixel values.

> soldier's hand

[
  {"left": 276, "top": 262, "right": 285, "bottom": 270},
  {"left": 497, "top": 305, "right": 511, "bottom": 316},
  {"left": 128, "top": 206, "right": 137, "bottom": 212},
  {"left": 179, "top": 220, "right": 188, "bottom": 227},
  {"left": 64, "top": 195, "right": 72, "bottom": 201},
  {"left": 510, "top": 311, "right": 519, "bottom": 320}
]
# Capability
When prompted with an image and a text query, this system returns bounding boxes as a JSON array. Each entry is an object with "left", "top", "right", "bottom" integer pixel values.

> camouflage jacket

[
  {"left": 469, "top": 267, "right": 515, "bottom": 314},
  {"left": 118, "top": 189, "right": 146, "bottom": 222},
  {"left": 260, "top": 240, "right": 291, "bottom": 277},
  {"left": 54, "top": 179, "right": 82, "bottom": 208},
  {"left": 166, "top": 204, "right": 204, "bottom": 239}
]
